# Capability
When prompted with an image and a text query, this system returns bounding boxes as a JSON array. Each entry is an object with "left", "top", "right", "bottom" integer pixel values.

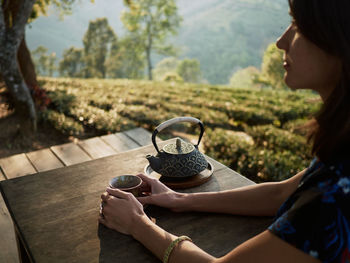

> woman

[{"left": 99, "top": 0, "right": 350, "bottom": 262}]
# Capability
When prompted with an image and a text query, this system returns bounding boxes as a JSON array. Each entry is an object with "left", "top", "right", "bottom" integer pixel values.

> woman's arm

[
  {"left": 138, "top": 169, "right": 306, "bottom": 217},
  {"left": 100, "top": 186, "right": 319, "bottom": 263}
]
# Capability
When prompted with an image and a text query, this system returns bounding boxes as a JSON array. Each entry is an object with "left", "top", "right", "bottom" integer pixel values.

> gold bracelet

[{"left": 163, "top": 236, "right": 192, "bottom": 263}]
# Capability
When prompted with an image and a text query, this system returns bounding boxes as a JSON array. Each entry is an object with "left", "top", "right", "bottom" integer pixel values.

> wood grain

[
  {"left": 0, "top": 195, "right": 20, "bottom": 263},
  {"left": 101, "top": 133, "right": 139, "bottom": 152},
  {"left": 51, "top": 142, "right": 92, "bottom": 166},
  {"left": 26, "top": 149, "right": 64, "bottom": 172},
  {"left": 0, "top": 169, "right": 5, "bottom": 181},
  {"left": 0, "top": 153, "right": 37, "bottom": 179},
  {"left": 124, "top": 127, "right": 153, "bottom": 146},
  {"left": 0, "top": 170, "right": 19, "bottom": 263},
  {"left": 78, "top": 137, "right": 117, "bottom": 159},
  {"left": 0, "top": 139, "right": 270, "bottom": 263}
]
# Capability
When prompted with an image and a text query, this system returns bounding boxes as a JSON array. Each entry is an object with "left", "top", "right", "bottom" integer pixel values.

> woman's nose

[{"left": 276, "top": 25, "right": 291, "bottom": 51}]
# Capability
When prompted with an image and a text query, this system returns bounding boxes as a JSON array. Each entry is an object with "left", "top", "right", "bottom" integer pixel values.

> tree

[
  {"left": 105, "top": 34, "right": 145, "bottom": 79},
  {"left": 59, "top": 47, "right": 85, "bottom": 78},
  {"left": 47, "top": 52, "right": 57, "bottom": 77},
  {"left": 32, "top": 46, "right": 49, "bottom": 76},
  {"left": 0, "top": 0, "right": 37, "bottom": 130},
  {"left": 83, "top": 18, "right": 117, "bottom": 78},
  {"left": 176, "top": 58, "right": 202, "bottom": 83},
  {"left": 121, "top": 0, "right": 182, "bottom": 80},
  {"left": 230, "top": 66, "right": 261, "bottom": 89},
  {"left": 32, "top": 45, "right": 57, "bottom": 76},
  {"left": 259, "top": 43, "right": 287, "bottom": 89},
  {"left": 152, "top": 57, "right": 179, "bottom": 81},
  {"left": 1, "top": 0, "right": 79, "bottom": 130}
]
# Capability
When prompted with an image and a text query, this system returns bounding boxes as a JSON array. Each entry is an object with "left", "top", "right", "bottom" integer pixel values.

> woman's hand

[
  {"left": 99, "top": 187, "right": 149, "bottom": 235},
  {"left": 137, "top": 173, "right": 187, "bottom": 212}
]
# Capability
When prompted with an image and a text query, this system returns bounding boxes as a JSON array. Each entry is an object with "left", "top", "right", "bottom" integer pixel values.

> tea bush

[{"left": 39, "top": 77, "right": 320, "bottom": 182}]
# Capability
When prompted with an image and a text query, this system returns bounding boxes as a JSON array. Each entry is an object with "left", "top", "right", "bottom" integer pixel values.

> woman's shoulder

[{"left": 299, "top": 156, "right": 350, "bottom": 191}]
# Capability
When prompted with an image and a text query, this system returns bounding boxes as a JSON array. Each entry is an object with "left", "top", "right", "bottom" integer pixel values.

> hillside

[
  {"left": 176, "top": 0, "right": 290, "bottom": 83},
  {"left": 26, "top": 0, "right": 290, "bottom": 84},
  {"left": 37, "top": 77, "right": 319, "bottom": 182}
]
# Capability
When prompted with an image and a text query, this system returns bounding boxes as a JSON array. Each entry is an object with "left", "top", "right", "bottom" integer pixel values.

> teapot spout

[{"left": 146, "top": 154, "right": 162, "bottom": 173}]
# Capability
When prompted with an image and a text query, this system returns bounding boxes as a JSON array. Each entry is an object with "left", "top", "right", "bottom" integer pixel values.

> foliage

[
  {"left": 121, "top": 0, "right": 182, "bottom": 79},
  {"left": 40, "top": 110, "right": 84, "bottom": 135},
  {"left": 30, "top": 0, "right": 96, "bottom": 22},
  {"left": 39, "top": 77, "right": 320, "bottom": 182},
  {"left": 26, "top": 0, "right": 290, "bottom": 84},
  {"left": 230, "top": 66, "right": 260, "bottom": 89},
  {"left": 82, "top": 18, "right": 117, "bottom": 78},
  {"left": 153, "top": 57, "right": 179, "bottom": 81},
  {"left": 59, "top": 47, "right": 85, "bottom": 78},
  {"left": 174, "top": 0, "right": 290, "bottom": 84},
  {"left": 176, "top": 58, "right": 202, "bottom": 83},
  {"left": 257, "top": 43, "right": 287, "bottom": 89},
  {"left": 153, "top": 57, "right": 203, "bottom": 83},
  {"left": 162, "top": 72, "right": 183, "bottom": 82},
  {"left": 59, "top": 18, "right": 145, "bottom": 79},
  {"left": 105, "top": 34, "right": 145, "bottom": 79},
  {"left": 32, "top": 45, "right": 58, "bottom": 76}
]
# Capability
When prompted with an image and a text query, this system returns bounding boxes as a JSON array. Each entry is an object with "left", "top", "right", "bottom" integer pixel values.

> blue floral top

[{"left": 269, "top": 157, "right": 350, "bottom": 262}]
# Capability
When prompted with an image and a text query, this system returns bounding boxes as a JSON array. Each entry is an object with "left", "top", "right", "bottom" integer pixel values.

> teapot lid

[{"left": 163, "top": 138, "right": 195, "bottom": 154}]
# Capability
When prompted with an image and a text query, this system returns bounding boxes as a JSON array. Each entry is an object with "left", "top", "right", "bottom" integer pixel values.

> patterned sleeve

[{"left": 268, "top": 183, "right": 350, "bottom": 262}]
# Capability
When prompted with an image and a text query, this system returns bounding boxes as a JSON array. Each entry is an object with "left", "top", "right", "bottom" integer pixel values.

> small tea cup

[{"left": 108, "top": 175, "right": 143, "bottom": 197}]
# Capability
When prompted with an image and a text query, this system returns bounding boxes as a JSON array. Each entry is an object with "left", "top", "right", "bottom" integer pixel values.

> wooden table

[{"left": 0, "top": 139, "right": 271, "bottom": 263}]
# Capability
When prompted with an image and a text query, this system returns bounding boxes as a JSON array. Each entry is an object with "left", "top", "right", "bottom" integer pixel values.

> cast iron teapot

[{"left": 146, "top": 117, "right": 208, "bottom": 178}]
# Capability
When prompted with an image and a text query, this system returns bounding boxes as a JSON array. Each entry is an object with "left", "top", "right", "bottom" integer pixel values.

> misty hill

[{"left": 26, "top": 0, "right": 290, "bottom": 84}]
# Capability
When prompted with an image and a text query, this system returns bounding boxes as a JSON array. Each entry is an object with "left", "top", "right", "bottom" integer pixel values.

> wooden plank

[
  {"left": 26, "top": 149, "right": 64, "bottom": 172},
  {"left": 0, "top": 195, "right": 20, "bottom": 263},
  {"left": 78, "top": 137, "right": 117, "bottom": 159},
  {"left": 100, "top": 133, "right": 139, "bottom": 153},
  {"left": 124, "top": 127, "right": 154, "bottom": 146},
  {"left": 0, "top": 154, "right": 36, "bottom": 179},
  {"left": 51, "top": 142, "right": 92, "bottom": 166},
  {"left": 0, "top": 169, "right": 5, "bottom": 181}
]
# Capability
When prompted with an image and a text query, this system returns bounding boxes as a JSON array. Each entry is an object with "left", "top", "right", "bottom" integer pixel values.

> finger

[
  {"left": 106, "top": 187, "right": 131, "bottom": 199},
  {"left": 101, "top": 192, "right": 109, "bottom": 202},
  {"left": 137, "top": 173, "right": 157, "bottom": 184},
  {"left": 98, "top": 214, "right": 107, "bottom": 226},
  {"left": 139, "top": 181, "right": 151, "bottom": 193},
  {"left": 137, "top": 195, "right": 153, "bottom": 205}
]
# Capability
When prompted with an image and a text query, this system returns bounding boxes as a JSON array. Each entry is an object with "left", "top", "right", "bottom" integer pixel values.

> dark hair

[{"left": 289, "top": 0, "right": 350, "bottom": 163}]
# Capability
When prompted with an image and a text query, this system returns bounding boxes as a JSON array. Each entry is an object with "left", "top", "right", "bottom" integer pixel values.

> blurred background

[{"left": 0, "top": 0, "right": 319, "bottom": 182}]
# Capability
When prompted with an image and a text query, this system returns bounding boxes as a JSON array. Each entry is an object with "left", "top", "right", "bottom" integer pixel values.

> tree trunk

[
  {"left": 146, "top": 46, "right": 152, "bottom": 80},
  {"left": 0, "top": 0, "right": 37, "bottom": 131},
  {"left": 17, "top": 38, "right": 38, "bottom": 88},
  {"left": 146, "top": 21, "right": 153, "bottom": 80},
  {"left": 0, "top": 47, "right": 37, "bottom": 131},
  {"left": 4, "top": 0, "right": 38, "bottom": 89}
]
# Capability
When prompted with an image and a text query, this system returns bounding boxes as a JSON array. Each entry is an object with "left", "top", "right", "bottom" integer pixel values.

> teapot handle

[{"left": 152, "top": 116, "right": 205, "bottom": 153}]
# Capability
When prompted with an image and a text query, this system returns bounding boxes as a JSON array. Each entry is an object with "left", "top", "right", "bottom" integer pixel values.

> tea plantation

[{"left": 39, "top": 77, "right": 320, "bottom": 182}]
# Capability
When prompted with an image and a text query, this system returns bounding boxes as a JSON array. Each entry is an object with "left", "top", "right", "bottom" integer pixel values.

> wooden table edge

[{"left": 0, "top": 185, "right": 34, "bottom": 263}]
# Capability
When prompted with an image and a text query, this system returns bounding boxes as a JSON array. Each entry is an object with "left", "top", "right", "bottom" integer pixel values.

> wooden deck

[{"left": 0, "top": 127, "right": 156, "bottom": 263}]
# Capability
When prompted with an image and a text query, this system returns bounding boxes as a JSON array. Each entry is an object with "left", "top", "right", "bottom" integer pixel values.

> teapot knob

[
  {"left": 176, "top": 138, "right": 182, "bottom": 153},
  {"left": 176, "top": 138, "right": 181, "bottom": 149}
]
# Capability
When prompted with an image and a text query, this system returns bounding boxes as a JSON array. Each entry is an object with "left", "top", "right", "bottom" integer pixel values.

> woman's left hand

[{"left": 99, "top": 187, "right": 147, "bottom": 235}]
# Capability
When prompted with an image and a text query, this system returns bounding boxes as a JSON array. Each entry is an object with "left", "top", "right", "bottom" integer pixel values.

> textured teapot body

[
  {"left": 147, "top": 146, "right": 208, "bottom": 178},
  {"left": 146, "top": 117, "right": 208, "bottom": 178}
]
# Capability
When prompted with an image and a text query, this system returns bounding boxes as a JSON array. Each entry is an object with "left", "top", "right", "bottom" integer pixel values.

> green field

[{"left": 39, "top": 77, "right": 320, "bottom": 182}]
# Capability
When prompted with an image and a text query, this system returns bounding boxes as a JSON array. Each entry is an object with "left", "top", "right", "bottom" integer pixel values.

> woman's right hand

[{"left": 137, "top": 173, "right": 188, "bottom": 212}]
